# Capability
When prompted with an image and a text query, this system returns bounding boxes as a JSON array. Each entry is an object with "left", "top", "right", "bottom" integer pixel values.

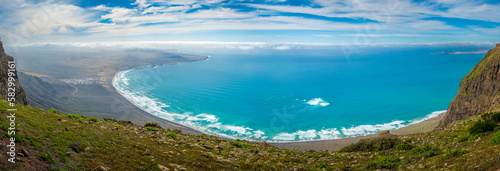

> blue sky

[{"left": 0, "top": 0, "right": 499, "bottom": 45}]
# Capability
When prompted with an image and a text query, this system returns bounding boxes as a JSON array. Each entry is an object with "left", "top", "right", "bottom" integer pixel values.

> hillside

[
  {"left": 17, "top": 72, "right": 65, "bottom": 110},
  {"left": 1, "top": 100, "right": 499, "bottom": 170},
  {"left": 440, "top": 43, "right": 500, "bottom": 127}
]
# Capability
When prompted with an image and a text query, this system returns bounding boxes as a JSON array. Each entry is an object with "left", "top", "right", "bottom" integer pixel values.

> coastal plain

[{"left": 11, "top": 45, "right": 206, "bottom": 135}]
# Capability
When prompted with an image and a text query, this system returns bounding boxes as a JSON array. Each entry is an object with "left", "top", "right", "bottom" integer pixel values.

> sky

[{"left": 1, "top": 0, "right": 500, "bottom": 46}]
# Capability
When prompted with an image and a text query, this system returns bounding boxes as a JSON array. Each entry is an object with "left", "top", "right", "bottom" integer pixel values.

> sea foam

[
  {"left": 306, "top": 98, "right": 330, "bottom": 107},
  {"left": 114, "top": 70, "right": 447, "bottom": 142}
]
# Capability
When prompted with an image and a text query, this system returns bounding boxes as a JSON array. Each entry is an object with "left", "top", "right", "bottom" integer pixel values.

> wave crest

[
  {"left": 306, "top": 98, "right": 330, "bottom": 107},
  {"left": 113, "top": 70, "right": 445, "bottom": 142}
]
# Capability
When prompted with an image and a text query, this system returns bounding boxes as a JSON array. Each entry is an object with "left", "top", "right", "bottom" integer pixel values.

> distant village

[{"left": 61, "top": 77, "right": 107, "bottom": 85}]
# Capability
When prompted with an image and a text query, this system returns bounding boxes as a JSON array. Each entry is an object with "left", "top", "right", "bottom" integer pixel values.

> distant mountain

[
  {"left": 440, "top": 43, "right": 500, "bottom": 127},
  {"left": 0, "top": 39, "right": 27, "bottom": 105}
]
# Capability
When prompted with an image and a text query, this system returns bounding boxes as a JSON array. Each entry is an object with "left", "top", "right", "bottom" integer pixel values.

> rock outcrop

[
  {"left": 0, "top": 38, "right": 28, "bottom": 105},
  {"left": 439, "top": 43, "right": 500, "bottom": 127}
]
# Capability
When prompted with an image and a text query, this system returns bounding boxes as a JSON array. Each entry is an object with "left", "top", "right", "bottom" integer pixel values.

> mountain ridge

[{"left": 439, "top": 43, "right": 500, "bottom": 128}]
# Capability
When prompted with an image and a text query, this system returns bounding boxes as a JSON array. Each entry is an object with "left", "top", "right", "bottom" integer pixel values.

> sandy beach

[{"left": 271, "top": 113, "right": 445, "bottom": 151}]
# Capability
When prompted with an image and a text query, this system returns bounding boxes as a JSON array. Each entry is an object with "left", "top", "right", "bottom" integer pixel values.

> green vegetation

[
  {"left": 456, "top": 136, "right": 469, "bottom": 142},
  {"left": 39, "top": 152, "right": 56, "bottom": 164},
  {"left": 408, "top": 145, "right": 440, "bottom": 157},
  {"left": 339, "top": 137, "right": 402, "bottom": 152},
  {"left": 268, "top": 149, "right": 278, "bottom": 153},
  {"left": 89, "top": 117, "right": 99, "bottom": 122},
  {"left": 491, "top": 131, "right": 500, "bottom": 145},
  {"left": 366, "top": 156, "right": 400, "bottom": 169},
  {"left": 469, "top": 120, "right": 497, "bottom": 135},
  {"left": 235, "top": 142, "right": 253, "bottom": 149},
  {"left": 165, "top": 132, "right": 177, "bottom": 139},
  {"left": 444, "top": 149, "right": 468, "bottom": 159},
  {"left": 48, "top": 108, "right": 57, "bottom": 113},
  {"left": 145, "top": 127, "right": 158, "bottom": 131},
  {"left": 144, "top": 122, "right": 162, "bottom": 128},
  {"left": 395, "top": 143, "right": 413, "bottom": 151},
  {"left": 313, "top": 163, "right": 327, "bottom": 169},
  {"left": 67, "top": 114, "right": 82, "bottom": 120},
  {"left": 1, "top": 100, "right": 500, "bottom": 170}
]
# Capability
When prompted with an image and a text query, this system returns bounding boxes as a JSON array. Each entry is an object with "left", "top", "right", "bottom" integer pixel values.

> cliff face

[
  {"left": 439, "top": 43, "right": 500, "bottom": 127},
  {"left": 0, "top": 39, "right": 28, "bottom": 105}
]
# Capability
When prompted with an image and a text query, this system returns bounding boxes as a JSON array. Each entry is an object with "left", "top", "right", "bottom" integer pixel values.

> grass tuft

[
  {"left": 408, "top": 145, "right": 440, "bottom": 157},
  {"left": 490, "top": 131, "right": 500, "bottom": 145}
]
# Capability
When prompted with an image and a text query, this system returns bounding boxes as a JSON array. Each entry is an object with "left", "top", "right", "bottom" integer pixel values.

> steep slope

[
  {"left": 0, "top": 39, "right": 27, "bottom": 105},
  {"left": 439, "top": 43, "right": 500, "bottom": 127},
  {"left": 17, "top": 72, "right": 63, "bottom": 109}
]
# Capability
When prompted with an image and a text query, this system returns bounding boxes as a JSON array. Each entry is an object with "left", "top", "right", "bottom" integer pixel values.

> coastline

[
  {"left": 108, "top": 70, "right": 204, "bottom": 135},
  {"left": 271, "top": 112, "right": 445, "bottom": 151},
  {"left": 110, "top": 67, "right": 447, "bottom": 151}
]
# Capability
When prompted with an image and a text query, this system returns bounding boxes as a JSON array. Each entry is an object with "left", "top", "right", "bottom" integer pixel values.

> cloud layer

[{"left": 1, "top": 0, "right": 499, "bottom": 44}]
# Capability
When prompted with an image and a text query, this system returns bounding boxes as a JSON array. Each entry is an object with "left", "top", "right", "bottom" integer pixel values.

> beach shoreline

[
  {"left": 110, "top": 67, "right": 447, "bottom": 151},
  {"left": 107, "top": 70, "right": 204, "bottom": 135},
  {"left": 271, "top": 112, "right": 445, "bottom": 151}
]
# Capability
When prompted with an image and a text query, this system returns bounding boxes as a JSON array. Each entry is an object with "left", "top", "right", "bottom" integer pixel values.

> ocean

[{"left": 113, "top": 45, "right": 486, "bottom": 142}]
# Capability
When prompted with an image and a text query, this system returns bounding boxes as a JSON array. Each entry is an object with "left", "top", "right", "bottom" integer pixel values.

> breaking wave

[{"left": 113, "top": 70, "right": 446, "bottom": 142}]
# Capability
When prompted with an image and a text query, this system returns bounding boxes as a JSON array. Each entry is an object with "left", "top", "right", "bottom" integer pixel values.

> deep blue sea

[{"left": 113, "top": 45, "right": 486, "bottom": 142}]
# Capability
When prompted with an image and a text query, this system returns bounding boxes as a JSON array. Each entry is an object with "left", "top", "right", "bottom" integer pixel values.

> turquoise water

[{"left": 113, "top": 46, "right": 485, "bottom": 142}]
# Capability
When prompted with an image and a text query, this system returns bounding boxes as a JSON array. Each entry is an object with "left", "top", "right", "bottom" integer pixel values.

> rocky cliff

[
  {"left": 0, "top": 39, "right": 28, "bottom": 105},
  {"left": 439, "top": 43, "right": 500, "bottom": 127}
]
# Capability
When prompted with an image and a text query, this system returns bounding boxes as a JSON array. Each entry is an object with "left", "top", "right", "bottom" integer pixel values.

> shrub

[
  {"left": 314, "top": 163, "right": 327, "bottom": 169},
  {"left": 145, "top": 127, "right": 158, "bottom": 131},
  {"left": 456, "top": 136, "right": 469, "bottom": 142},
  {"left": 39, "top": 152, "right": 55, "bottom": 164},
  {"left": 144, "top": 122, "right": 162, "bottom": 128},
  {"left": 89, "top": 117, "right": 99, "bottom": 122},
  {"left": 492, "top": 112, "right": 500, "bottom": 123},
  {"left": 268, "top": 149, "right": 278, "bottom": 153},
  {"left": 339, "top": 137, "right": 402, "bottom": 152},
  {"left": 408, "top": 145, "right": 440, "bottom": 157},
  {"left": 103, "top": 118, "right": 117, "bottom": 122},
  {"left": 395, "top": 143, "right": 413, "bottom": 151},
  {"left": 444, "top": 149, "right": 468, "bottom": 159},
  {"left": 331, "top": 155, "right": 344, "bottom": 160},
  {"left": 48, "top": 108, "right": 57, "bottom": 113},
  {"left": 366, "top": 156, "right": 399, "bottom": 169},
  {"left": 469, "top": 120, "right": 497, "bottom": 135},
  {"left": 490, "top": 131, "right": 500, "bottom": 145},
  {"left": 468, "top": 133, "right": 485, "bottom": 140},
  {"left": 235, "top": 142, "right": 253, "bottom": 149},
  {"left": 67, "top": 114, "right": 82, "bottom": 119},
  {"left": 166, "top": 132, "right": 177, "bottom": 139}
]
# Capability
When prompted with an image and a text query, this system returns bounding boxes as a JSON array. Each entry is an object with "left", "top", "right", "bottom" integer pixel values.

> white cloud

[
  {"left": 343, "top": 34, "right": 421, "bottom": 37},
  {"left": 1, "top": 0, "right": 499, "bottom": 44}
]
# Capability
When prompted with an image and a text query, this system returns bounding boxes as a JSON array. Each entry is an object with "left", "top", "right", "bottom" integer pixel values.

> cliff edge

[
  {"left": 439, "top": 43, "right": 500, "bottom": 127},
  {"left": 0, "top": 39, "right": 28, "bottom": 105}
]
